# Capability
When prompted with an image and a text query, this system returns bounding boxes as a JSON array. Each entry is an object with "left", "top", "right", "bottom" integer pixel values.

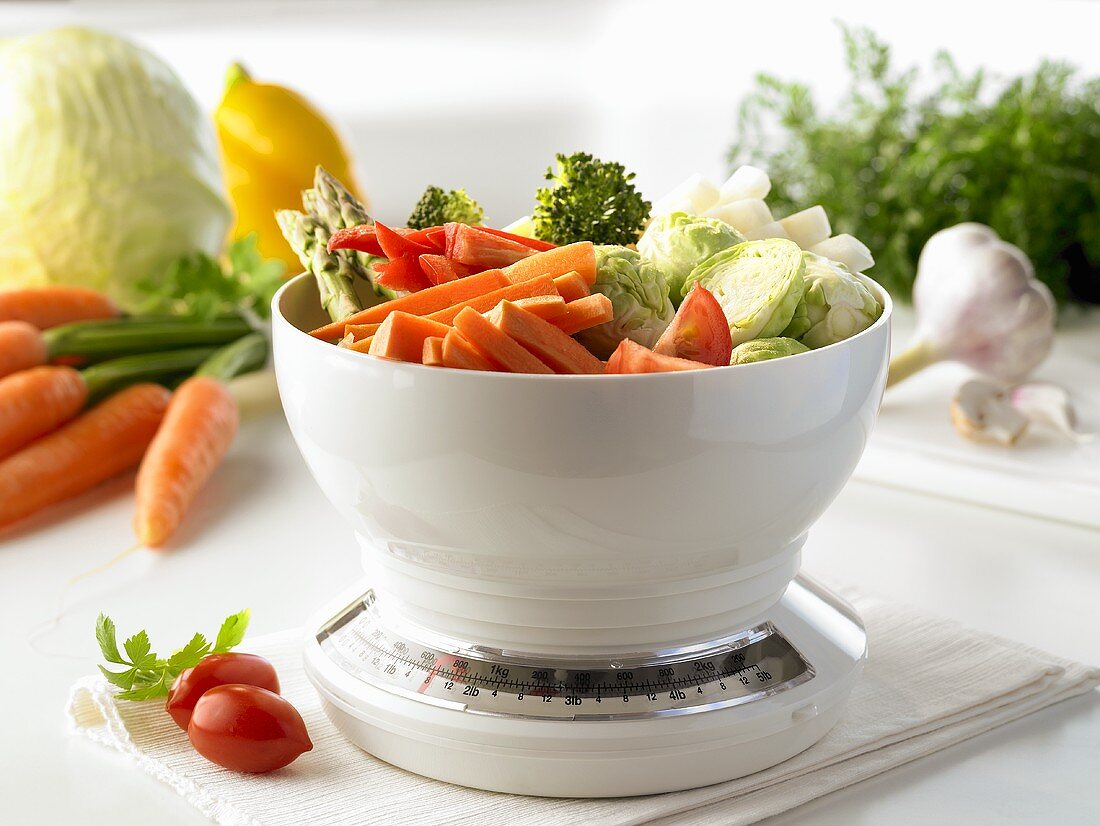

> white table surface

[{"left": 3, "top": 318, "right": 1100, "bottom": 825}]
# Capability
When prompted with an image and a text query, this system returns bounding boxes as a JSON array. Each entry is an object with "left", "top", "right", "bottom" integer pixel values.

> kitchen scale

[
  {"left": 274, "top": 268, "right": 891, "bottom": 798},
  {"left": 303, "top": 573, "right": 866, "bottom": 797}
]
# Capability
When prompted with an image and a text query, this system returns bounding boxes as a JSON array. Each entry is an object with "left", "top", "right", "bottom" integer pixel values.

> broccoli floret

[
  {"left": 533, "top": 152, "right": 652, "bottom": 246},
  {"left": 407, "top": 185, "right": 485, "bottom": 229}
]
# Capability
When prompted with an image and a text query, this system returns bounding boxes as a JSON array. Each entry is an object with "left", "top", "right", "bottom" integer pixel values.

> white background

[{"left": 2, "top": 2, "right": 1099, "bottom": 824}]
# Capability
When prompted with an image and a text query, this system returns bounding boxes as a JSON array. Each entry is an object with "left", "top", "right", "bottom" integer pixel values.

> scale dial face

[{"left": 317, "top": 592, "right": 814, "bottom": 721}]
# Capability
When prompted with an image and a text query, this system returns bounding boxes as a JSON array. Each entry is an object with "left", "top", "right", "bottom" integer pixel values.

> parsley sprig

[
  {"left": 135, "top": 234, "right": 285, "bottom": 322},
  {"left": 97, "top": 610, "right": 250, "bottom": 701}
]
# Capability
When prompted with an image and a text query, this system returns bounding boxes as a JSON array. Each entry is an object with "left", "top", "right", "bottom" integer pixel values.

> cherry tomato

[
  {"left": 606, "top": 338, "right": 711, "bottom": 373},
  {"left": 166, "top": 653, "right": 280, "bottom": 730},
  {"left": 653, "top": 285, "right": 733, "bottom": 366},
  {"left": 188, "top": 684, "right": 312, "bottom": 773}
]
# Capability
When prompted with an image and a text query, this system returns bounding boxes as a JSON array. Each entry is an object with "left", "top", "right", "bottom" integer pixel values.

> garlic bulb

[{"left": 888, "top": 224, "right": 1055, "bottom": 388}]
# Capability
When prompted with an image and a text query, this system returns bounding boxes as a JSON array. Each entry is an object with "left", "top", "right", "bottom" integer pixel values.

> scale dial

[{"left": 317, "top": 591, "right": 814, "bottom": 720}]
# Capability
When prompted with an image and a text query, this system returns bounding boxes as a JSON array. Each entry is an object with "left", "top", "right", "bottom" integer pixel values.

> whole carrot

[
  {"left": 0, "top": 348, "right": 218, "bottom": 461},
  {"left": 0, "top": 286, "right": 119, "bottom": 329},
  {"left": 133, "top": 334, "right": 267, "bottom": 548},
  {"left": 0, "top": 383, "right": 171, "bottom": 531},
  {"left": 0, "top": 367, "right": 88, "bottom": 461},
  {"left": 0, "top": 321, "right": 47, "bottom": 379}
]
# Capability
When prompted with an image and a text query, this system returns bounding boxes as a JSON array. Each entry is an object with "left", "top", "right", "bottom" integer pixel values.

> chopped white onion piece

[
  {"left": 742, "top": 220, "right": 790, "bottom": 241},
  {"left": 652, "top": 174, "right": 719, "bottom": 217},
  {"left": 779, "top": 206, "right": 831, "bottom": 249},
  {"left": 705, "top": 198, "right": 773, "bottom": 235},
  {"left": 810, "top": 234, "right": 875, "bottom": 272},
  {"left": 718, "top": 165, "right": 771, "bottom": 203}
]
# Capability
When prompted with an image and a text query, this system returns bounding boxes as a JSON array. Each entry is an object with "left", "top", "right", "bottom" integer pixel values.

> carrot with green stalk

[
  {"left": 0, "top": 347, "right": 220, "bottom": 462},
  {"left": 0, "top": 315, "right": 252, "bottom": 380},
  {"left": 0, "top": 321, "right": 47, "bottom": 379},
  {"left": 134, "top": 333, "right": 268, "bottom": 548}
]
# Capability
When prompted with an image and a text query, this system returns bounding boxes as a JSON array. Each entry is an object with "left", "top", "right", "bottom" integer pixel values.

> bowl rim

[{"left": 272, "top": 270, "right": 892, "bottom": 382}]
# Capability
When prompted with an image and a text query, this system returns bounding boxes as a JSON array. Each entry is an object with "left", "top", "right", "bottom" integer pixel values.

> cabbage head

[
  {"left": 577, "top": 245, "right": 674, "bottom": 358},
  {"left": 0, "top": 28, "right": 231, "bottom": 310}
]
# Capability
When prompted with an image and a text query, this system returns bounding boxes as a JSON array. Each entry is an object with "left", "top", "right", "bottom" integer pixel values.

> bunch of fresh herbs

[{"left": 729, "top": 26, "right": 1100, "bottom": 304}]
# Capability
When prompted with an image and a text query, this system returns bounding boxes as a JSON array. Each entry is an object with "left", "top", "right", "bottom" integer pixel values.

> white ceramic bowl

[{"left": 274, "top": 274, "right": 891, "bottom": 653}]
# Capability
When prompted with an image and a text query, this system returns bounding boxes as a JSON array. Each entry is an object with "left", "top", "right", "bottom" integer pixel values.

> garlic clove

[
  {"left": 950, "top": 380, "right": 1029, "bottom": 446},
  {"left": 1008, "top": 382, "right": 1096, "bottom": 444}
]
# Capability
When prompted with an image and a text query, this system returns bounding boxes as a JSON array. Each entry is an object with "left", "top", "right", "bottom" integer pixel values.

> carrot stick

[
  {"left": 422, "top": 336, "right": 446, "bottom": 366},
  {"left": 441, "top": 330, "right": 496, "bottom": 372},
  {"left": 349, "top": 335, "right": 375, "bottom": 353},
  {"left": 0, "top": 321, "right": 47, "bottom": 379},
  {"left": 0, "top": 366, "right": 88, "bottom": 461},
  {"left": 0, "top": 286, "right": 119, "bottom": 330},
  {"left": 489, "top": 295, "right": 567, "bottom": 322},
  {"left": 502, "top": 242, "right": 596, "bottom": 286},
  {"left": 369, "top": 313, "right": 453, "bottom": 363},
  {"left": 0, "top": 383, "right": 171, "bottom": 531},
  {"left": 493, "top": 300, "right": 605, "bottom": 374},
  {"left": 552, "top": 294, "right": 614, "bottom": 336},
  {"left": 310, "top": 269, "right": 509, "bottom": 340},
  {"left": 423, "top": 275, "right": 558, "bottom": 326},
  {"left": 452, "top": 307, "right": 552, "bottom": 374},
  {"left": 344, "top": 322, "right": 381, "bottom": 340},
  {"left": 552, "top": 272, "right": 590, "bottom": 303},
  {"left": 133, "top": 377, "right": 238, "bottom": 548}
]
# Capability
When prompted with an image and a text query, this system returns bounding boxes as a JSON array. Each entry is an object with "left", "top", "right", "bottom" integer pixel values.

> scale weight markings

[{"left": 318, "top": 591, "right": 815, "bottom": 721}]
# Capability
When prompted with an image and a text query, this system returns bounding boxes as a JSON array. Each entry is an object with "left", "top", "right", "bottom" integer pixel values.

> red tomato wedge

[
  {"left": 374, "top": 256, "right": 433, "bottom": 292},
  {"left": 473, "top": 227, "right": 557, "bottom": 252},
  {"left": 653, "top": 285, "right": 733, "bottom": 366},
  {"left": 606, "top": 339, "right": 712, "bottom": 374},
  {"left": 445, "top": 223, "right": 539, "bottom": 269},
  {"left": 419, "top": 254, "right": 474, "bottom": 286}
]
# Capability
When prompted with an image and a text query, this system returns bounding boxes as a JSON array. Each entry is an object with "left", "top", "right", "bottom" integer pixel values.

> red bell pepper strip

[
  {"left": 474, "top": 227, "right": 556, "bottom": 252},
  {"left": 375, "top": 256, "right": 434, "bottom": 292},
  {"left": 419, "top": 254, "right": 475, "bottom": 286},
  {"left": 328, "top": 224, "right": 439, "bottom": 256},
  {"left": 445, "top": 223, "right": 539, "bottom": 269},
  {"left": 423, "top": 226, "right": 447, "bottom": 251},
  {"left": 328, "top": 224, "right": 384, "bottom": 256},
  {"left": 375, "top": 221, "right": 437, "bottom": 262}
]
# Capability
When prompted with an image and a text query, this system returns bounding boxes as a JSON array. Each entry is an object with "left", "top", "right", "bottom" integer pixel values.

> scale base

[{"left": 304, "top": 576, "right": 866, "bottom": 798}]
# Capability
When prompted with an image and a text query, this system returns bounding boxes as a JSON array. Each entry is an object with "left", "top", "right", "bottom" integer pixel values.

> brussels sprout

[
  {"left": 682, "top": 239, "right": 805, "bottom": 346},
  {"left": 782, "top": 253, "right": 882, "bottom": 348},
  {"left": 576, "top": 245, "right": 674, "bottom": 358},
  {"left": 637, "top": 212, "right": 743, "bottom": 305},
  {"left": 730, "top": 337, "right": 810, "bottom": 364}
]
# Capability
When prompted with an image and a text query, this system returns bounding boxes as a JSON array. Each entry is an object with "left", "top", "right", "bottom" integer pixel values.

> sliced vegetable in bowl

[{"left": 280, "top": 157, "right": 884, "bottom": 375}]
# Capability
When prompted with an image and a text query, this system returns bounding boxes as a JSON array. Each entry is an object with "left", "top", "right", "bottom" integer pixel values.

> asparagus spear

[
  {"left": 279, "top": 166, "right": 390, "bottom": 322},
  {"left": 306, "top": 166, "right": 371, "bottom": 230},
  {"left": 276, "top": 209, "right": 363, "bottom": 323}
]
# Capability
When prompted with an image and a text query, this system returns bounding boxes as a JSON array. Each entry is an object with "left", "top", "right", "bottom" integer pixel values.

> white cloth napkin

[{"left": 68, "top": 589, "right": 1099, "bottom": 826}]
